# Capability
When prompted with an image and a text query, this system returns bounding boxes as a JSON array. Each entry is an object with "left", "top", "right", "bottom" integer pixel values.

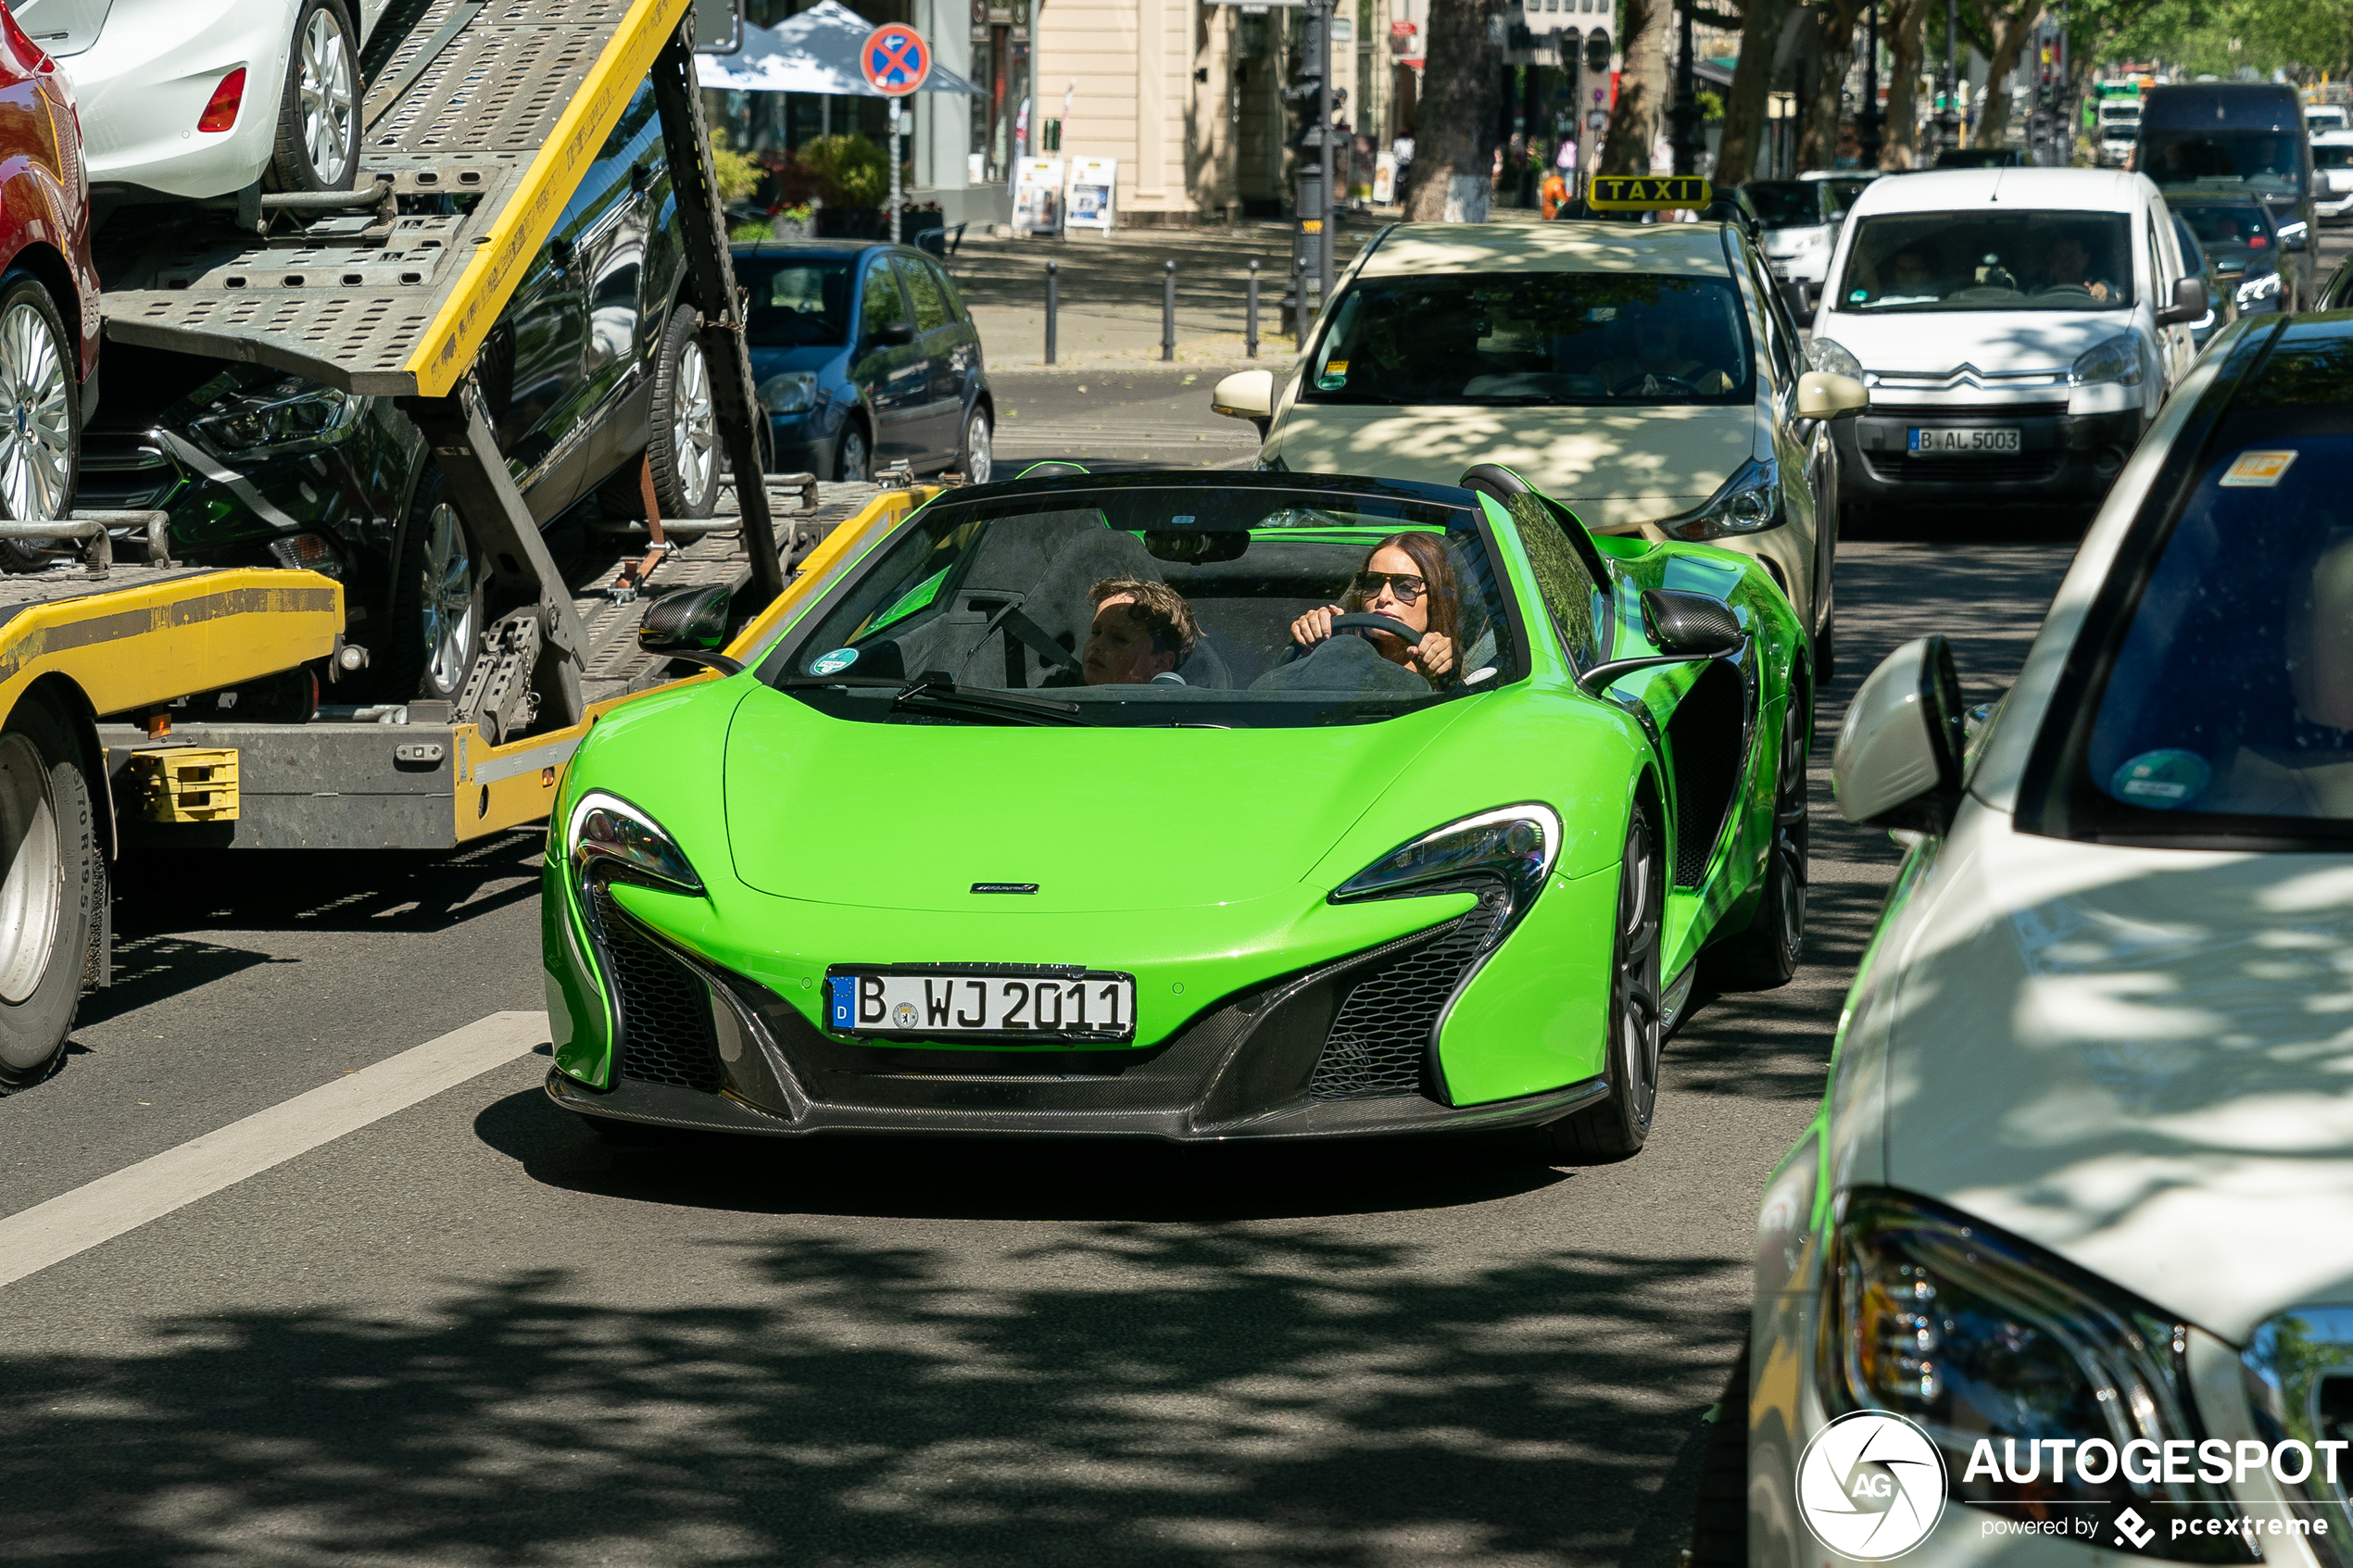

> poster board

[
  {"left": 1067, "top": 157, "right": 1117, "bottom": 232},
  {"left": 1014, "top": 157, "right": 1064, "bottom": 235},
  {"left": 1372, "top": 150, "right": 1397, "bottom": 204}
]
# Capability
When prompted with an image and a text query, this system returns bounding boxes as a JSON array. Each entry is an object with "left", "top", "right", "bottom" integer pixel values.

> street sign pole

[
  {"left": 1316, "top": 0, "right": 1335, "bottom": 305},
  {"left": 861, "top": 22, "right": 931, "bottom": 243}
]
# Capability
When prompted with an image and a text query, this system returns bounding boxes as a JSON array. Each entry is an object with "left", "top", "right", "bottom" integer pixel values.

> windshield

[
  {"left": 1745, "top": 182, "right": 1824, "bottom": 227},
  {"left": 2099, "top": 106, "right": 2141, "bottom": 127},
  {"left": 2176, "top": 204, "right": 2273, "bottom": 254},
  {"left": 2317, "top": 144, "right": 2353, "bottom": 169},
  {"left": 1820, "top": 178, "right": 1873, "bottom": 213},
  {"left": 739, "top": 257, "right": 856, "bottom": 347},
  {"left": 2141, "top": 131, "right": 2305, "bottom": 197},
  {"left": 769, "top": 484, "right": 1527, "bottom": 728},
  {"left": 1306, "top": 272, "right": 1753, "bottom": 408},
  {"left": 1836, "top": 212, "right": 2134, "bottom": 311}
]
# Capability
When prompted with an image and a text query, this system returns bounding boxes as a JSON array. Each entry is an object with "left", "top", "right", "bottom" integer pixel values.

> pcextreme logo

[{"left": 1796, "top": 1411, "right": 1949, "bottom": 1561}]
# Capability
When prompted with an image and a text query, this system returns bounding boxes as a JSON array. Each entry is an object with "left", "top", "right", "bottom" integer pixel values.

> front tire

[
  {"left": 958, "top": 403, "right": 993, "bottom": 483},
  {"left": 1705, "top": 694, "right": 1810, "bottom": 991},
  {"left": 0, "top": 273, "right": 80, "bottom": 572},
  {"left": 265, "top": 0, "right": 360, "bottom": 194},
  {"left": 1533, "top": 805, "right": 1664, "bottom": 1161},
  {"left": 372, "top": 465, "right": 484, "bottom": 703},
  {"left": 0, "top": 697, "right": 97, "bottom": 1093},
  {"left": 832, "top": 420, "right": 871, "bottom": 483}
]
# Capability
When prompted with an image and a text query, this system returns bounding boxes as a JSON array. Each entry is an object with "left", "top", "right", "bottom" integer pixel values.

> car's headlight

[
  {"left": 2070, "top": 333, "right": 2144, "bottom": 388},
  {"left": 567, "top": 790, "right": 701, "bottom": 895},
  {"left": 187, "top": 379, "right": 361, "bottom": 458},
  {"left": 1333, "top": 804, "right": 1560, "bottom": 916},
  {"left": 1655, "top": 457, "right": 1780, "bottom": 541},
  {"left": 1809, "top": 337, "right": 1864, "bottom": 379},
  {"left": 757, "top": 371, "right": 817, "bottom": 415},
  {"left": 1822, "top": 1189, "right": 2249, "bottom": 1556},
  {"left": 2236, "top": 270, "right": 2284, "bottom": 307}
]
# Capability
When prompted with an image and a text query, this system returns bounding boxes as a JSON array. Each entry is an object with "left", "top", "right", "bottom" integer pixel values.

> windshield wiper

[{"left": 780, "top": 672, "right": 1091, "bottom": 726}]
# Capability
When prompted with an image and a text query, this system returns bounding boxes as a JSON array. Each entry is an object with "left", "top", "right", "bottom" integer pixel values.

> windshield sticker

[
  {"left": 1318, "top": 361, "right": 1350, "bottom": 389},
  {"left": 2221, "top": 449, "right": 2298, "bottom": 487},
  {"left": 1849, "top": 289, "right": 1868, "bottom": 302},
  {"left": 2110, "top": 748, "right": 2211, "bottom": 809},
  {"left": 808, "top": 647, "right": 861, "bottom": 675}
]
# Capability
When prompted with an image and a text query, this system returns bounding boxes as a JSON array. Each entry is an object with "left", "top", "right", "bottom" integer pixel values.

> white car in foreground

[
  {"left": 15, "top": 0, "right": 388, "bottom": 200},
  {"left": 1738, "top": 310, "right": 2353, "bottom": 1564}
]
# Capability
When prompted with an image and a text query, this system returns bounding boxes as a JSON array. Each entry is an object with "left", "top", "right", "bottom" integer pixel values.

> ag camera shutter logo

[{"left": 1796, "top": 1411, "right": 1948, "bottom": 1560}]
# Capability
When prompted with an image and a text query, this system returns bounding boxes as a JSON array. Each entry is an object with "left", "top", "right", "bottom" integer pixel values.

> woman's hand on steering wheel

[
  {"left": 1290, "top": 603, "right": 1346, "bottom": 647},
  {"left": 1413, "top": 631, "right": 1455, "bottom": 679}
]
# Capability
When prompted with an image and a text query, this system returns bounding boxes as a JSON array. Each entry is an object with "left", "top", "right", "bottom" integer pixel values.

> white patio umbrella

[{"left": 695, "top": 1, "right": 979, "bottom": 96}]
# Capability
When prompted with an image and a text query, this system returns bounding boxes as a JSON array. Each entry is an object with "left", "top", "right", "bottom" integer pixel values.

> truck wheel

[
  {"left": 0, "top": 272, "right": 81, "bottom": 572},
  {"left": 1532, "top": 805, "right": 1663, "bottom": 1161},
  {"left": 647, "top": 307, "right": 719, "bottom": 519},
  {"left": 265, "top": 0, "right": 359, "bottom": 194},
  {"left": 373, "top": 465, "right": 484, "bottom": 703},
  {"left": 0, "top": 696, "right": 97, "bottom": 1092}
]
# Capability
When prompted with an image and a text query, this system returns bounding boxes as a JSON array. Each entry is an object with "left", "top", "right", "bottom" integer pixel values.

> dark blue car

[{"left": 735, "top": 242, "right": 992, "bottom": 483}]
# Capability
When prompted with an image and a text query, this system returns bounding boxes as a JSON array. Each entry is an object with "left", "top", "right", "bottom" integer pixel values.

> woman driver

[{"left": 1290, "top": 532, "right": 1459, "bottom": 682}]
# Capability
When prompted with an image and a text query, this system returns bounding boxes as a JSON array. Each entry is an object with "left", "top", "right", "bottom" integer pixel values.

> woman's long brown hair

[{"left": 1346, "top": 531, "right": 1461, "bottom": 651}]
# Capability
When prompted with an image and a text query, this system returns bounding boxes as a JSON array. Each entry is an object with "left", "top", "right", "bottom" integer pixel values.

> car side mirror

[
  {"left": 1576, "top": 589, "right": 1743, "bottom": 693},
  {"left": 2156, "top": 274, "right": 2208, "bottom": 326},
  {"left": 2281, "top": 221, "right": 2310, "bottom": 254},
  {"left": 1780, "top": 279, "right": 1815, "bottom": 328},
  {"left": 1832, "top": 634, "right": 1968, "bottom": 834},
  {"left": 547, "top": 234, "right": 575, "bottom": 269},
  {"left": 637, "top": 583, "right": 743, "bottom": 674},
  {"left": 1797, "top": 370, "right": 1868, "bottom": 420},
  {"left": 866, "top": 320, "right": 915, "bottom": 349},
  {"left": 1211, "top": 369, "right": 1275, "bottom": 420}
]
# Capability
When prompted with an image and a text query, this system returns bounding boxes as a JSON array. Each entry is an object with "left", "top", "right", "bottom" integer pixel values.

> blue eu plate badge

[{"left": 827, "top": 975, "right": 857, "bottom": 1029}]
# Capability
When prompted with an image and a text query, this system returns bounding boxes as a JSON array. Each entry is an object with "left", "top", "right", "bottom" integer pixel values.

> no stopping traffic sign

[{"left": 862, "top": 25, "right": 931, "bottom": 95}]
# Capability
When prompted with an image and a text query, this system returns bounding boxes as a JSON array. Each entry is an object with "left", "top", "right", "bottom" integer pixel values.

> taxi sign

[
  {"left": 861, "top": 24, "right": 931, "bottom": 95},
  {"left": 1586, "top": 175, "right": 1712, "bottom": 210}
]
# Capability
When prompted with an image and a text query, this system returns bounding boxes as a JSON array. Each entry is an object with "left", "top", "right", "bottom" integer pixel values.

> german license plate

[
  {"left": 1909, "top": 426, "right": 2021, "bottom": 455},
  {"left": 825, "top": 965, "right": 1138, "bottom": 1041}
]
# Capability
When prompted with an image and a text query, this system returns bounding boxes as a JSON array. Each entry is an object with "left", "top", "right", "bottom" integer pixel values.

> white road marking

[{"left": 0, "top": 1010, "right": 547, "bottom": 1289}]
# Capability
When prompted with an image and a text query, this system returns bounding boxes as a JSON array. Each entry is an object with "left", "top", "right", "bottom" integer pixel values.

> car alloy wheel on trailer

[
  {"left": 961, "top": 405, "right": 992, "bottom": 483},
  {"left": 0, "top": 274, "right": 79, "bottom": 570},
  {"left": 270, "top": 0, "right": 360, "bottom": 193},
  {"left": 651, "top": 310, "right": 718, "bottom": 518},
  {"left": 0, "top": 698, "right": 96, "bottom": 1092}
]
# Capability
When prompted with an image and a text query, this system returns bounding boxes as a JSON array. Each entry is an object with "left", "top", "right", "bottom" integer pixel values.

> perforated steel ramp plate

[{"left": 100, "top": 0, "right": 688, "bottom": 397}]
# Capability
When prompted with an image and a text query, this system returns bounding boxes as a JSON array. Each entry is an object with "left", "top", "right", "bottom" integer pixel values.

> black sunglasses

[{"left": 1353, "top": 571, "right": 1428, "bottom": 603}]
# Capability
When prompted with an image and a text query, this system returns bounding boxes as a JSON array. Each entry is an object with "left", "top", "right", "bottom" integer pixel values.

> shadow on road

[{"left": 113, "top": 832, "right": 546, "bottom": 936}]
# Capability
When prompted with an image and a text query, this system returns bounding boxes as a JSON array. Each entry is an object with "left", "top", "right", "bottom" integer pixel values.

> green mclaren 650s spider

[{"left": 542, "top": 463, "right": 1811, "bottom": 1157}]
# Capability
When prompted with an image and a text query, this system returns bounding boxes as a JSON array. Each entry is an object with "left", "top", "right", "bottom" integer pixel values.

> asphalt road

[
  {"left": 992, "top": 366, "right": 1266, "bottom": 469},
  {"left": 0, "top": 485, "right": 2082, "bottom": 1561}
]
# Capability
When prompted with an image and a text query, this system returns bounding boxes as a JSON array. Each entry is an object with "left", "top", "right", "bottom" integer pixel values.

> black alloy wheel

[
  {"left": 0, "top": 695, "right": 99, "bottom": 1093},
  {"left": 371, "top": 464, "right": 484, "bottom": 703},
  {"left": 1705, "top": 693, "right": 1810, "bottom": 990},
  {"left": 1534, "top": 804, "right": 1664, "bottom": 1161}
]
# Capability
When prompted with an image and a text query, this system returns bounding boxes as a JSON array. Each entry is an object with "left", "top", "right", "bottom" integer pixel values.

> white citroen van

[{"left": 1807, "top": 168, "right": 2207, "bottom": 519}]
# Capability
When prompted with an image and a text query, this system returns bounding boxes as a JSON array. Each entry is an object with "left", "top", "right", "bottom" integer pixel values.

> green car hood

[{"left": 722, "top": 682, "right": 1479, "bottom": 911}]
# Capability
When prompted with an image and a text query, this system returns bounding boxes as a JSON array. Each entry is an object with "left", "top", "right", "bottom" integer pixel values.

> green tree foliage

[
  {"left": 799, "top": 133, "right": 891, "bottom": 208},
  {"left": 710, "top": 129, "right": 762, "bottom": 204}
]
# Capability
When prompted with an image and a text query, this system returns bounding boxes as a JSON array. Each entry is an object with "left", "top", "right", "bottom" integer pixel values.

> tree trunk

[
  {"left": 1800, "top": 3, "right": 1863, "bottom": 170},
  {"left": 1403, "top": 0, "right": 1505, "bottom": 219},
  {"left": 1969, "top": 0, "right": 2043, "bottom": 148},
  {"left": 1879, "top": 0, "right": 1926, "bottom": 169},
  {"left": 1600, "top": 0, "right": 1668, "bottom": 173},
  {"left": 1716, "top": 0, "right": 1788, "bottom": 186}
]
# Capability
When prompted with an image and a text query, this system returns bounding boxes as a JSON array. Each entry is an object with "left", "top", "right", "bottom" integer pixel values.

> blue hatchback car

[{"left": 735, "top": 242, "right": 993, "bottom": 483}]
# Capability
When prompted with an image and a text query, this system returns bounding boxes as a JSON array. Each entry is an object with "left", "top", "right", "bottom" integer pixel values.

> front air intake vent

[
  {"left": 1309, "top": 897, "right": 1510, "bottom": 1101},
  {"left": 588, "top": 884, "right": 724, "bottom": 1093}
]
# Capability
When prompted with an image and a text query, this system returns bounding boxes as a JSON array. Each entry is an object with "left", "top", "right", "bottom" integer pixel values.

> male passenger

[{"left": 1080, "top": 578, "right": 1199, "bottom": 685}]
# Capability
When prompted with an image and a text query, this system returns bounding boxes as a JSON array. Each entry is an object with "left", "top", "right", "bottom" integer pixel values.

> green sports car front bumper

[{"left": 542, "top": 847, "right": 1622, "bottom": 1142}]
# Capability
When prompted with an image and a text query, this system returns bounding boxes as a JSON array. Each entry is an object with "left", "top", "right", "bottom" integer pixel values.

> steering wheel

[
  {"left": 1610, "top": 373, "right": 1701, "bottom": 397},
  {"left": 2039, "top": 282, "right": 2093, "bottom": 297},
  {"left": 1328, "top": 612, "right": 1421, "bottom": 645}
]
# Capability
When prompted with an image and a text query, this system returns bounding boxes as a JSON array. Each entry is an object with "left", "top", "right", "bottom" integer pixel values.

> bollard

[
  {"left": 1246, "top": 258, "right": 1260, "bottom": 359},
  {"left": 1162, "top": 259, "right": 1176, "bottom": 362},
  {"left": 1045, "top": 260, "right": 1058, "bottom": 366}
]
